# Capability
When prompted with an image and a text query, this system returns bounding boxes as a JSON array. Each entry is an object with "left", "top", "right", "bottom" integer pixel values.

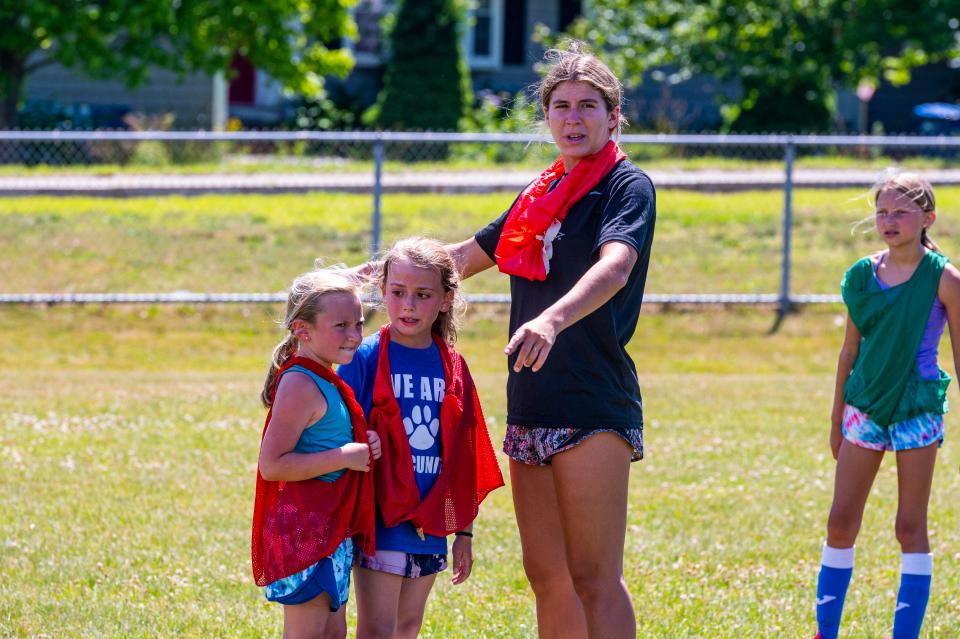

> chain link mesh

[{"left": 3, "top": 131, "right": 960, "bottom": 306}]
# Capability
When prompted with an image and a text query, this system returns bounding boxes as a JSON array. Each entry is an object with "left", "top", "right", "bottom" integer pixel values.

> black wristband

[{"left": 454, "top": 531, "right": 473, "bottom": 538}]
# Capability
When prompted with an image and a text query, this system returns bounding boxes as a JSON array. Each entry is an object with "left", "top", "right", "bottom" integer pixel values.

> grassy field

[
  {"left": 2, "top": 191, "right": 960, "bottom": 637},
  {"left": 4, "top": 187, "right": 960, "bottom": 297}
]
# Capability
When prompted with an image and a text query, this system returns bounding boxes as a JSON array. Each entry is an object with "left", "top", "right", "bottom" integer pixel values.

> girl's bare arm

[{"left": 258, "top": 373, "right": 371, "bottom": 481}]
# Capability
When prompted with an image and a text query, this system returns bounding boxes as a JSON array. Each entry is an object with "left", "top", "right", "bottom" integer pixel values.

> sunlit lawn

[
  {"left": 3, "top": 189, "right": 960, "bottom": 637},
  {"left": 2, "top": 304, "right": 959, "bottom": 638},
  {"left": 4, "top": 187, "right": 960, "bottom": 299}
]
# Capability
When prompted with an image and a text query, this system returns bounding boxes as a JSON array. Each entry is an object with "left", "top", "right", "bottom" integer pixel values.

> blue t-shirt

[
  {"left": 281, "top": 364, "right": 354, "bottom": 482},
  {"left": 337, "top": 332, "right": 447, "bottom": 554}
]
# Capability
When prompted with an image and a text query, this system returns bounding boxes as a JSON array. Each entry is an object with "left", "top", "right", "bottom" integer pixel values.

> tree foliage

[
  {"left": 0, "top": 0, "right": 357, "bottom": 127},
  {"left": 555, "top": 0, "right": 960, "bottom": 132},
  {"left": 367, "top": 0, "right": 471, "bottom": 131}
]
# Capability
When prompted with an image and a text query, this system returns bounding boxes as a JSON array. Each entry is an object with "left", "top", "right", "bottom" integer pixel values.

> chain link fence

[{"left": 4, "top": 131, "right": 960, "bottom": 315}]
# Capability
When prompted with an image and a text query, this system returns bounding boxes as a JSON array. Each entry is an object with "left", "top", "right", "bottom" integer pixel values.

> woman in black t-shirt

[{"left": 447, "top": 41, "right": 656, "bottom": 638}]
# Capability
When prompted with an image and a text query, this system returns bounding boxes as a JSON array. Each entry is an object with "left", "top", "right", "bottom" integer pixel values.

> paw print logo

[{"left": 404, "top": 404, "right": 440, "bottom": 451}]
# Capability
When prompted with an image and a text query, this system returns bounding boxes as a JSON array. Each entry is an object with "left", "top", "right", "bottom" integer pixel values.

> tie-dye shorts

[
  {"left": 842, "top": 404, "right": 944, "bottom": 452},
  {"left": 264, "top": 537, "right": 353, "bottom": 608},
  {"left": 503, "top": 424, "right": 644, "bottom": 466}
]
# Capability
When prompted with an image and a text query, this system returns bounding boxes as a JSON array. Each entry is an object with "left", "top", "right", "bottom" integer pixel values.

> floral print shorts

[
  {"left": 503, "top": 424, "right": 644, "bottom": 466},
  {"left": 842, "top": 404, "right": 944, "bottom": 452},
  {"left": 357, "top": 549, "right": 448, "bottom": 578}
]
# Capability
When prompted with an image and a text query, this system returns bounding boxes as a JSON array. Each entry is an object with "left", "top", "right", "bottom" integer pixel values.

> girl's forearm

[
  {"left": 832, "top": 353, "right": 856, "bottom": 426},
  {"left": 259, "top": 447, "right": 352, "bottom": 482}
]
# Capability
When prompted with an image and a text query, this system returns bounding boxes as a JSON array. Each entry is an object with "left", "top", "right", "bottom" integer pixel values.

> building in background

[{"left": 16, "top": 1, "right": 960, "bottom": 134}]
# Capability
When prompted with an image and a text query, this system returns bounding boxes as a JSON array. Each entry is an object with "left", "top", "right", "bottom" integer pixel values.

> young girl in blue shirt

[{"left": 340, "top": 237, "right": 502, "bottom": 639}]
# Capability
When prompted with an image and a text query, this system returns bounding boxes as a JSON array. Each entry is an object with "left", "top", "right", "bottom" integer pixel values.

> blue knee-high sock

[
  {"left": 892, "top": 553, "right": 932, "bottom": 639},
  {"left": 816, "top": 544, "right": 855, "bottom": 639}
]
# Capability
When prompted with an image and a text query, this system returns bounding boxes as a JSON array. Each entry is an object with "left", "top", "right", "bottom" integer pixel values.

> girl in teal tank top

[
  {"left": 282, "top": 364, "right": 354, "bottom": 482},
  {"left": 811, "top": 173, "right": 960, "bottom": 639},
  {"left": 256, "top": 268, "right": 382, "bottom": 639}
]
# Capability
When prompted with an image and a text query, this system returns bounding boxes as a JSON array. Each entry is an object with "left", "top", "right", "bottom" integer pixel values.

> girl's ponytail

[
  {"left": 921, "top": 228, "right": 942, "bottom": 254},
  {"left": 261, "top": 334, "right": 299, "bottom": 407}
]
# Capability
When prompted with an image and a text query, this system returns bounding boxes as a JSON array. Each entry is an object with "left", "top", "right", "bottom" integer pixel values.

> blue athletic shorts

[
  {"left": 842, "top": 404, "right": 944, "bottom": 452},
  {"left": 264, "top": 538, "right": 353, "bottom": 609}
]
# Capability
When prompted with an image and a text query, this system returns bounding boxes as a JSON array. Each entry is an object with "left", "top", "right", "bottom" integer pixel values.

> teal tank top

[{"left": 280, "top": 364, "right": 354, "bottom": 482}]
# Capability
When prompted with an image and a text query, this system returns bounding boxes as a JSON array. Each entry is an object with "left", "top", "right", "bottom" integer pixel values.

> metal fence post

[
  {"left": 371, "top": 137, "right": 385, "bottom": 258},
  {"left": 776, "top": 137, "right": 796, "bottom": 329}
]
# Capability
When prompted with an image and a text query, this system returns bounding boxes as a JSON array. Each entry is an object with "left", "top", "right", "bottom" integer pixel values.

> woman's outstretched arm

[
  {"left": 506, "top": 240, "right": 637, "bottom": 373},
  {"left": 446, "top": 237, "right": 495, "bottom": 280}
]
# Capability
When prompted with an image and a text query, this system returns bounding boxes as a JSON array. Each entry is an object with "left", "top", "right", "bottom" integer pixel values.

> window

[
  {"left": 347, "top": 0, "right": 504, "bottom": 70},
  {"left": 349, "top": 0, "right": 389, "bottom": 68},
  {"left": 464, "top": 0, "right": 503, "bottom": 70}
]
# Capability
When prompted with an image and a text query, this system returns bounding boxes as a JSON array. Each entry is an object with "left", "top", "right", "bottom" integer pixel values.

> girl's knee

[
  {"left": 321, "top": 621, "right": 346, "bottom": 639},
  {"left": 395, "top": 616, "right": 425, "bottom": 639},
  {"left": 356, "top": 621, "right": 395, "bottom": 639},
  {"left": 895, "top": 517, "right": 928, "bottom": 550},
  {"left": 826, "top": 512, "right": 861, "bottom": 547}
]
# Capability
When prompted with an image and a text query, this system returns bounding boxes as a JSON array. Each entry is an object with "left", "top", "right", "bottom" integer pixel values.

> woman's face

[{"left": 544, "top": 80, "right": 619, "bottom": 172}]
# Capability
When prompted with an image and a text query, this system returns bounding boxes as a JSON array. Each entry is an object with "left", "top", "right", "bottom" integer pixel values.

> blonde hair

[
  {"left": 873, "top": 171, "right": 941, "bottom": 253},
  {"left": 379, "top": 237, "right": 464, "bottom": 346},
  {"left": 538, "top": 40, "right": 627, "bottom": 137},
  {"left": 261, "top": 267, "right": 360, "bottom": 407}
]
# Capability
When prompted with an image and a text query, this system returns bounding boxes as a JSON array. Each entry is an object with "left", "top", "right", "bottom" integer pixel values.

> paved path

[{"left": 4, "top": 168, "right": 960, "bottom": 196}]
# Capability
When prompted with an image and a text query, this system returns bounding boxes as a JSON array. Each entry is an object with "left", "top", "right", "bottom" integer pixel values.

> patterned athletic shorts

[
  {"left": 503, "top": 424, "right": 644, "bottom": 466},
  {"left": 264, "top": 537, "right": 353, "bottom": 609},
  {"left": 357, "top": 549, "right": 448, "bottom": 578},
  {"left": 842, "top": 404, "right": 944, "bottom": 452}
]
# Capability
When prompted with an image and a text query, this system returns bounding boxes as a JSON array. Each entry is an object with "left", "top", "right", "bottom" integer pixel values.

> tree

[
  {"left": 554, "top": 0, "right": 960, "bottom": 132},
  {"left": 0, "top": 0, "right": 357, "bottom": 128},
  {"left": 367, "top": 0, "right": 471, "bottom": 131}
]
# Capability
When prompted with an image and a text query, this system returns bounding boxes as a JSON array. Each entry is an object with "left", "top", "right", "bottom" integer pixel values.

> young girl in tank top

[
  {"left": 812, "top": 173, "right": 960, "bottom": 639},
  {"left": 252, "top": 267, "right": 381, "bottom": 639}
]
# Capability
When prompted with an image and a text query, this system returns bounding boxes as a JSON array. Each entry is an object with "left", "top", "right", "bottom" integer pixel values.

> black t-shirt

[{"left": 474, "top": 159, "right": 656, "bottom": 429}]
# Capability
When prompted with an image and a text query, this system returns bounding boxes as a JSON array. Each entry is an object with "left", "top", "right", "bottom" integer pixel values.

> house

[
  {"left": 328, "top": 0, "right": 732, "bottom": 132},
  {"left": 234, "top": 0, "right": 587, "bottom": 125},
  {"left": 20, "top": 1, "right": 958, "bottom": 134},
  {"left": 23, "top": 64, "right": 223, "bottom": 130}
]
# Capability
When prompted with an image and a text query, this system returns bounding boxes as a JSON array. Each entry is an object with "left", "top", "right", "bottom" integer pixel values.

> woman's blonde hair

[
  {"left": 379, "top": 237, "right": 464, "bottom": 346},
  {"left": 538, "top": 40, "right": 628, "bottom": 137},
  {"left": 873, "top": 171, "right": 941, "bottom": 253},
  {"left": 261, "top": 267, "right": 360, "bottom": 407}
]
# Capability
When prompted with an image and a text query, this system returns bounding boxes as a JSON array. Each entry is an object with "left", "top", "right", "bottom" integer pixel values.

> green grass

[
  {"left": 3, "top": 188, "right": 960, "bottom": 298},
  {"left": 1, "top": 306, "right": 959, "bottom": 638},
  {"left": 3, "top": 190, "right": 960, "bottom": 636}
]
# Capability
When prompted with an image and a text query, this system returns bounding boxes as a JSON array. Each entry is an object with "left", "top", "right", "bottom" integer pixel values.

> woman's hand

[
  {"left": 451, "top": 534, "right": 473, "bottom": 585},
  {"left": 505, "top": 314, "right": 559, "bottom": 373},
  {"left": 502, "top": 241, "right": 637, "bottom": 374},
  {"left": 366, "top": 430, "right": 382, "bottom": 460}
]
